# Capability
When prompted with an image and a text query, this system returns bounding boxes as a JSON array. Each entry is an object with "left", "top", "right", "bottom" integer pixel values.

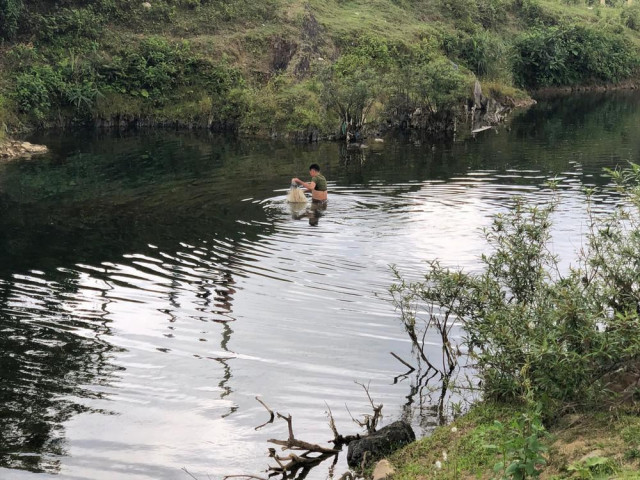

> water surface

[{"left": 1, "top": 91, "right": 639, "bottom": 479}]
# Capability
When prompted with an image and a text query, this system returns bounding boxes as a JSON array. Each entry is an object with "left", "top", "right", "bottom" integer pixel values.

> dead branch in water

[
  {"left": 223, "top": 476, "right": 269, "bottom": 480},
  {"left": 326, "top": 403, "right": 361, "bottom": 448},
  {"left": 352, "top": 381, "right": 383, "bottom": 434},
  {"left": 255, "top": 396, "right": 275, "bottom": 431},
  {"left": 390, "top": 351, "right": 416, "bottom": 384},
  {"left": 268, "top": 413, "right": 339, "bottom": 454},
  {"left": 240, "top": 391, "right": 384, "bottom": 479}
]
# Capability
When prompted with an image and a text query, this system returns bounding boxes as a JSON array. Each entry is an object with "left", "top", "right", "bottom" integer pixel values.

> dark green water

[{"left": 1, "top": 90, "right": 638, "bottom": 479}]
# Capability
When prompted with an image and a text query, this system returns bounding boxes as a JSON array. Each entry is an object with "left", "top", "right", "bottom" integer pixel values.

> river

[{"left": 0, "top": 91, "right": 637, "bottom": 479}]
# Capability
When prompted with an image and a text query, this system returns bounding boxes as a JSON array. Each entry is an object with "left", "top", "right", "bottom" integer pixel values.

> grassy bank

[
  {"left": 391, "top": 403, "right": 640, "bottom": 479},
  {"left": 2, "top": 0, "right": 640, "bottom": 138}
]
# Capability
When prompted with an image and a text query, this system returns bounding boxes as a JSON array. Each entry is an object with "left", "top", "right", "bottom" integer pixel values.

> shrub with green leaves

[
  {"left": 0, "top": 0, "right": 22, "bottom": 40},
  {"left": 14, "top": 65, "right": 63, "bottom": 120},
  {"left": 33, "top": 7, "right": 105, "bottom": 43},
  {"left": 621, "top": 4, "right": 640, "bottom": 31},
  {"left": 385, "top": 57, "right": 470, "bottom": 126},
  {"left": 319, "top": 61, "right": 383, "bottom": 131},
  {"left": 487, "top": 411, "right": 548, "bottom": 479},
  {"left": 243, "top": 76, "right": 328, "bottom": 136},
  {"left": 513, "top": 24, "right": 640, "bottom": 88},
  {"left": 391, "top": 166, "right": 640, "bottom": 415},
  {"left": 443, "top": 30, "right": 509, "bottom": 78}
]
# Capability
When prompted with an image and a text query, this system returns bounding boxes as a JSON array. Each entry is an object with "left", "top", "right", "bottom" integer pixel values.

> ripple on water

[{"left": 1, "top": 119, "right": 635, "bottom": 479}]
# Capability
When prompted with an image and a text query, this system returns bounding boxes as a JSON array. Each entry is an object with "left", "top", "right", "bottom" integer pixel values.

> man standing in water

[
  {"left": 292, "top": 164, "right": 327, "bottom": 225},
  {"left": 292, "top": 164, "right": 328, "bottom": 204}
]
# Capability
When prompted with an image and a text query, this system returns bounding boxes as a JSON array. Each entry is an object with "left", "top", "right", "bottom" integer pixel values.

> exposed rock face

[
  {"left": 0, "top": 140, "right": 48, "bottom": 160},
  {"left": 346, "top": 421, "right": 415, "bottom": 468},
  {"left": 470, "top": 80, "right": 536, "bottom": 130},
  {"left": 293, "top": 7, "right": 326, "bottom": 78},
  {"left": 272, "top": 37, "right": 298, "bottom": 73}
]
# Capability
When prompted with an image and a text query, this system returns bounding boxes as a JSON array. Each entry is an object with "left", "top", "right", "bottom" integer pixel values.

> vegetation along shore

[
  {"left": 3, "top": 0, "right": 640, "bottom": 146},
  {"left": 384, "top": 166, "right": 640, "bottom": 479},
  {"left": 2, "top": 0, "right": 640, "bottom": 478}
]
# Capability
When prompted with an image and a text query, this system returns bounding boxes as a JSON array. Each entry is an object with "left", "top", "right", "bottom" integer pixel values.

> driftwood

[
  {"left": 347, "top": 382, "right": 383, "bottom": 434},
  {"left": 245, "top": 386, "right": 385, "bottom": 480},
  {"left": 252, "top": 398, "right": 341, "bottom": 479},
  {"left": 326, "top": 403, "right": 361, "bottom": 448},
  {"left": 255, "top": 396, "right": 275, "bottom": 431},
  {"left": 268, "top": 413, "right": 339, "bottom": 454},
  {"left": 390, "top": 352, "right": 416, "bottom": 384}
]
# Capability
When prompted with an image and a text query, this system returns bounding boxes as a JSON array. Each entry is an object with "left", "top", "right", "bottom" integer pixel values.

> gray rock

[
  {"left": 346, "top": 421, "right": 415, "bottom": 468},
  {"left": 372, "top": 459, "right": 395, "bottom": 480}
]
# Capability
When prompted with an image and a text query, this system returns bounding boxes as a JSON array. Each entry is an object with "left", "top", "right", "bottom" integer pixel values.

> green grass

[
  {"left": 3, "top": 0, "right": 640, "bottom": 135},
  {"left": 390, "top": 404, "right": 640, "bottom": 480}
]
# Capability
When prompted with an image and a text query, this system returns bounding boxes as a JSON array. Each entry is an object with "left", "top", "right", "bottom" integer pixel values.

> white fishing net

[{"left": 286, "top": 185, "right": 307, "bottom": 203}]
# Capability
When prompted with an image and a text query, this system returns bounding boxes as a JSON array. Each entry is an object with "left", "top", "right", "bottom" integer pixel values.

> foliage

[
  {"left": 243, "top": 77, "right": 328, "bottom": 135},
  {"left": 404, "top": 58, "right": 470, "bottom": 113},
  {"left": 319, "top": 61, "right": 383, "bottom": 130},
  {"left": 14, "top": 65, "right": 63, "bottom": 120},
  {"left": 443, "top": 30, "right": 510, "bottom": 78},
  {"left": 620, "top": 4, "right": 640, "bottom": 31},
  {"left": 390, "top": 167, "right": 640, "bottom": 414},
  {"left": 513, "top": 0, "right": 558, "bottom": 27},
  {"left": 33, "top": 7, "right": 105, "bottom": 44},
  {"left": 0, "top": 0, "right": 22, "bottom": 40},
  {"left": 513, "top": 23, "right": 640, "bottom": 88},
  {"left": 486, "top": 411, "right": 548, "bottom": 479},
  {"left": 391, "top": 404, "right": 640, "bottom": 479},
  {"left": 439, "top": 0, "right": 510, "bottom": 31},
  {"left": 566, "top": 455, "right": 618, "bottom": 479},
  {"left": 7, "top": 34, "right": 245, "bottom": 124}
]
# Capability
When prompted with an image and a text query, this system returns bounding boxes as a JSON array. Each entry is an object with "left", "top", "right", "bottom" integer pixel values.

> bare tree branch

[
  {"left": 255, "top": 396, "right": 275, "bottom": 431},
  {"left": 390, "top": 351, "right": 415, "bottom": 373},
  {"left": 354, "top": 381, "right": 383, "bottom": 434},
  {"left": 182, "top": 468, "right": 200, "bottom": 480},
  {"left": 325, "top": 402, "right": 362, "bottom": 448},
  {"left": 223, "top": 476, "right": 268, "bottom": 480}
]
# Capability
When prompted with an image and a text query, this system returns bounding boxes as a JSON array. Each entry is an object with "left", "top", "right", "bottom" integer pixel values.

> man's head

[{"left": 309, "top": 164, "right": 320, "bottom": 175}]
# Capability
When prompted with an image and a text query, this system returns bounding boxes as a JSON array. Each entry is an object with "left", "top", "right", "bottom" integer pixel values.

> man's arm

[{"left": 292, "top": 177, "right": 316, "bottom": 192}]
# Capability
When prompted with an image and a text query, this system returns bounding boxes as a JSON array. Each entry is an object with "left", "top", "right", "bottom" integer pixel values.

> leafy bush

[
  {"left": 98, "top": 38, "right": 243, "bottom": 104},
  {"left": 443, "top": 30, "right": 509, "bottom": 78},
  {"left": 621, "top": 4, "right": 640, "bottom": 31},
  {"left": 439, "top": 0, "right": 480, "bottom": 31},
  {"left": 409, "top": 58, "right": 470, "bottom": 112},
  {"left": 334, "top": 35, "right": 399, "bottom": 72},
  {"left": 0, "top": 0, "right": 22, "bottom": 40},
  {"left": 386, "top": 57, "right": 470, "bottom": 118},
  {"left": 439, "top": 0, "right": 510, "bottom": 30},
  {"left": 513, "top": 0, "right": 558, "bottom": 27},
  {"left": 33, "top": 7, "right": 105, "bottom": 43},
  {"left": 391, "top": 168, "right": 640, "bottom": 415},
  {"left": 487, "top": 411, "right": 548, "bottom": 479},
  {"left": 14, "top": 65, "right": 63, "bottom": 120},
  {"left": 513, "top": 24, "right": 640, "bottom": 88},
  {"left": 318, "top": 56, "right": 384, "bottom": 130},
  {"left": 475, "top": 0, "right": 511, "bottom": 30},
  {"left": 243, "top": 77, "right": 328, "bottom": 135}
]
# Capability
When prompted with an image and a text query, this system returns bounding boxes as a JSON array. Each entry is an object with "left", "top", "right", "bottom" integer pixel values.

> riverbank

[
  {"left": 3, "top": 0, "right": 640, "bottom": 141},
  {"left": 388, "top": 403, "right": 640, "bottom": 479}
]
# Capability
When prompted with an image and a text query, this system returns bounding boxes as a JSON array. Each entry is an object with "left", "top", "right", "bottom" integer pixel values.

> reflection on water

[
  {"left": 0, "top": 271, "right": 121, "bottom": 474},
  {"left": 0, "top": 91, "right": 639, "bottom": 479}
]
